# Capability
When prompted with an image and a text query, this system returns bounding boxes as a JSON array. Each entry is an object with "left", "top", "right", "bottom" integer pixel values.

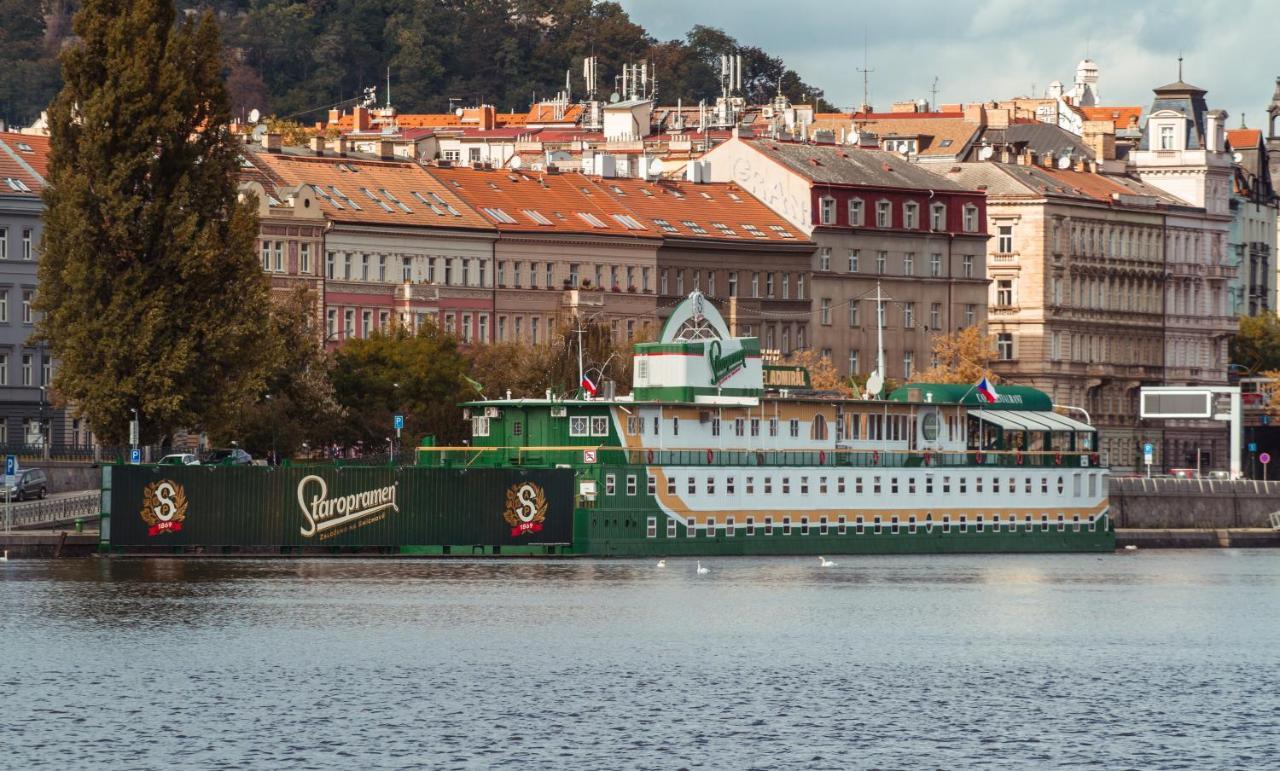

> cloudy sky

[{"left": 619, "top": 0, "right": 1280, "bottom": 129}]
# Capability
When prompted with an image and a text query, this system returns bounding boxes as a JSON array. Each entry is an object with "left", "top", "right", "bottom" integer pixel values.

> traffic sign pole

[{"left": 1261, "top": 452, "right": 1272, "bottom": 481}]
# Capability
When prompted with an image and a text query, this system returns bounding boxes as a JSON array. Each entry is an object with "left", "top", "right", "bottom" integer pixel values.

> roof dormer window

[
  {"left": 1159, "top": 124, "right": 1175, "bottom": 150},
  {"left": 819, "top": 196, "right": 836, "bottom": 225}
]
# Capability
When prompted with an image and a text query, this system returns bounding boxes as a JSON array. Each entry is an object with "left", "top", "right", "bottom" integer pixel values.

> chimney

[
  {"left": 262, "top": 132, "right": 282, "bottom": 153},
  {"left": 1040, "top": 152, "right": 1054, "bottom": 168},
  {"left": 378, "top": 140, "right": 395, "bottom": 160},
  {"left": 986, "top": 108, "right": 1010, "bottom": 129},
  {"left": 327, "top": 108, "right": 341, "bottom": 127},
  {"left": 963, "top": 103, "right": 987, "bottom": 127},
  {"left": 328, "top": 137, "right": 348, "bottom": 157},
  {"left": 353, "top": 106, "right": 370, "bottom": 132},
  {"left": 1081, "top": 120, "right": 1115, "bottom": 161},
  {"left": 481, "top": 105, "right": 496, "bottom": 131},
  {"left": 309, "top": 136, "right": 326, "bottom": 156}
]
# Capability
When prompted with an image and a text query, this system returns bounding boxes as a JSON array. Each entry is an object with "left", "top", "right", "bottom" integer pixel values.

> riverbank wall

[{"left": 1109, "top": 477, "right": 1280, "bottom": 529}]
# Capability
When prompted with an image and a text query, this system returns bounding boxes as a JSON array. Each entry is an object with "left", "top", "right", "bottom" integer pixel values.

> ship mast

[{"left": 874, "top": 280, "right": 885, "bottom": 391}]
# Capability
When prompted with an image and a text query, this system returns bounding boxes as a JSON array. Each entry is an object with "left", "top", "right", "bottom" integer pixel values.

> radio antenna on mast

[{"left": 857, "top": 30, "right": 875, "bottom": 113}]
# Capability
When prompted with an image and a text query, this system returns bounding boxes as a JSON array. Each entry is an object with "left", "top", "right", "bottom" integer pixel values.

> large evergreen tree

[{"left": 37, "top": 0, "right": 273, "bottom": 445}]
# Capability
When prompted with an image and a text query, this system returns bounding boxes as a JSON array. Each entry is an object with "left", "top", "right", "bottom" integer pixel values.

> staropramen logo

[
  {"left": 297, "top": 475, "right": 399, "bottom": 540},
  {"left": 503, "top": 481, "right": 548, "bottom": 536},
  {"left": 707, "top": 339, "right": 747, "bottom": 385},
  {"left": 140, "top": 480, "right": 188, "bottom": 536}
]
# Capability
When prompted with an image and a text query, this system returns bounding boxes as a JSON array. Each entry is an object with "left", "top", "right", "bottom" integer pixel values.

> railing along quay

[{"left": 6, "top": 491, "right": 101, "bottom": 531}]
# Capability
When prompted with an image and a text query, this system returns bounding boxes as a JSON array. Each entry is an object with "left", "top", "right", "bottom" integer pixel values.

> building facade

[{"left": 702, "top": 136, "right": 989, "bottom": 382}]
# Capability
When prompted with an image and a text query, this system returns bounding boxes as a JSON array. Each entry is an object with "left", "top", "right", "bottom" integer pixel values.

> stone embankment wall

[
  {"left": 1110, "top": 477, "right": 1280, "bottom": 528},
  {"left": 22, "top": 461, "right": 101, "bottom": 494}
]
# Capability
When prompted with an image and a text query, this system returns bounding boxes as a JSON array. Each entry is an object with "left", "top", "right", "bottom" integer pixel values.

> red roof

[
  {"left": 592, "top": 178, "right": 805, "bottom": 242},
  {"left": 1227, "top": 128, "right": 1263, "bottom": 150},
  {"left": 425, "top": 166, "right": 660, "bottom": 239},
  {"left": 1079, "top": 106, "right": 1143, "bottom": 129},
  {"left": 0, "top": 132, "right": 49, "bottom": 196}
]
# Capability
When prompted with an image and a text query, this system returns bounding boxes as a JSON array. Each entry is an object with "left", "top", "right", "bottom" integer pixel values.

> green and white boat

[{"left": 434, "top": 291, "right": 1114, "bottom": 555}]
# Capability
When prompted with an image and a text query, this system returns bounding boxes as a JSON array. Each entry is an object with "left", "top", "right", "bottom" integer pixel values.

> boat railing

[{"left": 415, "top": 445, "right": 1100, "bottom": 469}]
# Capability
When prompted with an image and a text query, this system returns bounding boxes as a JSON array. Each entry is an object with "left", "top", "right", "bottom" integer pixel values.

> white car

[{"left": 158, "top": 453, "right": 201, "bottom": 466}]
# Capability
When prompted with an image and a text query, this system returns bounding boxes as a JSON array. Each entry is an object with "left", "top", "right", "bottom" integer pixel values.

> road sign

[
  {"left": 583, "top": 449, "right": 597, "bottom": 464},
  {"left": 1261, "top": 452, "right": 1272, "bottom": 465},
  {"left": 1142, "top": 442, "right": 1153, "bottom": 475},
  {"left": 130, "top": 448, "right": 141, "bottom": 464},
  {"left": 4, "top": 455, "right": 15, "bottom": 486},
  {"left": 1143, "top": 442, "right": 1153, "bottom": 454},
  {"left": 394, "top": 414, "right": 405, "bottom": 431},
  {"left": 129, "top": 419, "right": 139, "bottom": 447},
  {"left": 1249, "top": 442, "right": 1258, "bottom": 453}
]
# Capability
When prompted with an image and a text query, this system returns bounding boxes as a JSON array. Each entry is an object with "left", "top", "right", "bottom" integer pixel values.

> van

[{"left": 3, "top": 468, "right": 48, "bottom": 501}]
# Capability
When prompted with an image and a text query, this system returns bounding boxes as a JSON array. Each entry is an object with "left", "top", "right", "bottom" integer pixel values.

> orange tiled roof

[
  {"left": 525, "top": 104, "right": 584, "bottom": 124},
  {"left": 1227, "top": 128, "right": 1263, "bottom": 150},
  {"left": 244, "top": 150, "right": 492, "bottom": 231},
  {"left": 0, "top": 132, "right": 49, "bottom": 195},
  {"left": 591, "top": 178, "right": 806, "bottom": 243},
  {"left": 425, "top": 166, "right": 659, "bottom": 239},
  {"left": 332, "top": 113, "right": 462, "bottom": 131},
  {"left": 1079, "top": 106, "right": 1143, "bottom": 129},
  {"left": 808, "top": 114, "right": 978, "bottom": 157}
]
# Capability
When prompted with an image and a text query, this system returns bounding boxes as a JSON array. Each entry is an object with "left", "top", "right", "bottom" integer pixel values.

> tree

[
  {"left": 330, "top": 323, "right": 471, "bottom": 449},
  {"left": 1229, "top": 314, "right": 1280, "bottom": 374},
  {"left": 910, "top": 327, "right": 998, "bottom": 384},
  {"left": 37, "top": 0, "right": 275, "bottom": 445},
  {"left": 782, "top": 350, "right": 853, "bottom": 396},
  {"left": 465, "top": 319, "right": 642, "bottom": 400}
]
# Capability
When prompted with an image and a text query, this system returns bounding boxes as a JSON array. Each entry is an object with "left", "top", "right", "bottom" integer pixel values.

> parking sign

[
  {"left": 130, "top": 448, "right": 141, "bottom": 465},
  {"left": 394, "top": 414, "right": 405, "bottom": 431},
  {"left": 4, "top": 455, "right": 15, "bottom": 486}
]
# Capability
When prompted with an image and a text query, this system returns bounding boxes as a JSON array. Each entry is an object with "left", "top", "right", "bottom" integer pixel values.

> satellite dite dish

[
  {"left": 977, "top": 145, "right": 994, "bottom": 161},
  {"left": 247, "top": 108, "right": 261, "bottom": 124},
  {"left": 1057, "top": 154, "right": 1072, "bottom": 169},
  {"left": 865, "top": 370, "right": 884, "bottom": 398},
  {"left": 647, "top": 157, "right": 663, "bottom": 177},
  {"left": 1233, "top": 152, "right": 1244, "bottom": 163},
  {"left": 609, "top": 92, "right": 621, "bottom": 104},
  {"left": 455, "top": 107, "right": 464, "bottom": 117},
  {"left": 251, "top": 124, "right": 268, "bottom": 142},
  {"left": 509, "top": 155, "right": 523, "bottom": 169}
]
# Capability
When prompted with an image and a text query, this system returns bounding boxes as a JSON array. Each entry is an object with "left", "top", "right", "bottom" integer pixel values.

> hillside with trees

[{"left": 1, "top": 0, "right": 834, "bottom": 128}]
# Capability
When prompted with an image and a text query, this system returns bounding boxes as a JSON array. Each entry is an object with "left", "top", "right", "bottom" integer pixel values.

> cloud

[{"left": 619, "top": 0, "right": 1280, "bottom": 126}]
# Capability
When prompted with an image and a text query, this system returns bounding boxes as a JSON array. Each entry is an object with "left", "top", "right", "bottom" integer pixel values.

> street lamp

[{"left": 264, "top": 393, "right": 277, "bottom": 465}]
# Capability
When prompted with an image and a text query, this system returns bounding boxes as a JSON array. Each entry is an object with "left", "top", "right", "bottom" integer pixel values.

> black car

[
  {"left": 3, "top": 468, "right": 48, "bottom": 500},
  {"left": 203, "top": 448, "right": 253, "bottom": 466}
]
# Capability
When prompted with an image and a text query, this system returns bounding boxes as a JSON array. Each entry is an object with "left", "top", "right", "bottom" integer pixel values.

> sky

[{"left": 618, "top": 0, "right": 1280, "bottom": 129}]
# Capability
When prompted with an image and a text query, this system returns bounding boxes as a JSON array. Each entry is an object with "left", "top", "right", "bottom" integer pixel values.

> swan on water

[
  {"left": 819, "top": 556, "right": 836, "bottom": 567},
  {"left": 696, "top": 562, "right": 709, "bottom": 575},
  {"left": 656, "top": 559, "right": 666, "bottom": 568}
]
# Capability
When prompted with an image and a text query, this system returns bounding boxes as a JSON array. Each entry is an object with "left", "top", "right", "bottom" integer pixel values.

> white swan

[
  {"left": 696, "top": 562, "right": 709, "bottom": 575},
  {"left": 819, "top": 556, "right": 836, "bottom": 567},
  {"left": 0, "top": 550, "right": 7, "bottom": 562},
  {"left": 1123, "top": 544, "right": 1138, "bottom": 551},
  {"left": 656, "top": 559, "right": 666, "bottom": 568}
]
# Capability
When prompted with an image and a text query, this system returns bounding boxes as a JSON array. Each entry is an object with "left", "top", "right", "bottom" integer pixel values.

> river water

[{"left": 2, "top": 552, "right": 1279, "bottom": 769}]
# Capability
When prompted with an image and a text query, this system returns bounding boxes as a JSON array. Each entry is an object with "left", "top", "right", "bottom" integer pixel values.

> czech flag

[
  {"left": 976, "top": 377, "right": 999, "bottom": 404},
  {"left": 581, "top": 374, "right": 598, "bottom": 396}
]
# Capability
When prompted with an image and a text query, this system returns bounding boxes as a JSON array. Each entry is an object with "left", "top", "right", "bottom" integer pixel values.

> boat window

[
  {"left": 908, "top": 477, "right": 917, "bottom": 495},
  {"left": 726, "top": 517, "right": 735, "bottom": 537},
  {"left": 569, "top": 416, "right": 589, "bottom": 436},
  {"left": 801, "top": 476, "right": 809, "bottom": 495},
  {"left": 511, "top": 421, "right": 523, "bottom": 436},
  {"left": 782, "top": 477, "right": 791, "bottom": 495},
  {"left": 1073, "top": 473, "right": 1082, "bottom": 497},
  {"left": 993, "top": 514, "right": 1001, "bottom": 531},
  {"left": 626, "top": 475, "right": 637, "bottom": 496},
  {"left": 873, "top": 477, "right": 882, "bottom": 494},
  {"left": 819, "top": 516, "right": 829, "bottom": 535},
  {"left": 789, "top": 419, "right": 800, "bottom": 438},
  {"left": 1040, "top": 514, "right": 1050, "bottom": 531},
  {"left": 1072, "top": 514, "right": 1081, "bottom": 532},
  {"left": 687, "top": 518, "right": 698, "bottom": 537},
  {"left": 1057, "top": 514, "right": 1066, "bottom": 532},
  {"left": 1057, "top": 476, "right": 1065, "bottom": 495},
  {"left": 688, "top": 478, "right": 696, "bottom": 495},
  {"left": 1041, "top": 478, "right": 1049, "bottom": 495},
  {"left": 646, "top": 517, "right": 657, "bottom": 538},
  {"left": 908, "top": 515, "right": 917, "bottom": 534},
  {"left": 811, "top": 414, "right": 828, "bottom": 440},
  {"left": 960, "top": 477, "right": 967, "bottom": 494},
  {"left": 605, "top": 474, "right": 616, "bottom": 496},
  {"left": 1024, "top": 478, "right": 1032, "bottom": 494},
  {"left": 891, "top": 478, "right": 899, "bottom": 494},
  {"left": 943, "top": 476, "right": 951, "bottom": 494},
  {"left": 874, "top": 516, "right": 883, "bottom": 535},
  {"left": 992, "top": 477, "right": 1000, "bottom": 494},
  {"left": 472, "top": 416, "right": 490, "bottom": 437},
  {"left": 672, "top": 417, "right": 679, "bottom": 436},
  {"left": 746, "top": 517, "right": 755, "bottom": 536},
  {"left": 707, "top": 517, "right": 716, "bottom": 535},
  {"left": 942, "top": 515, "right": 951, "bottom": 533},
  {"left": 856, "top": 477, "right": 863, "bottom": 494},
  {"left": 976, "top": 514, "right": 985, "bottom": 533},
  {"left": 764, "top": 477, "right": 773, "bottom": 494},
  {"left": 1089, "top": 474, "right": 1097, "bottom": 498},
  {"left": 667, "top": 477, "right": 676, "bottom": 495},
  {"left": 1025, "top": 514, "right": 1033, "bottom": 530},
  {"left": 856, "top": 516, "right": 865, "bottom": 535},
  {"left": 890, "top": 516, "right": 900, "bottom": 535},
  {"left": 706, "top": 476, "right": 715, "bottom": 495},
  {"left": 925, "top": 476, "right": 933, "bottom": 495},
  {"left": 648, "top": 475, "right": 656, "bottom": 495},
  {"left": 1009, "top": 478, "right": 1016, "bottom": 496},
  {"left": 801, "top": 517, "right": 810, "bottom": 535},
  {"left": 591, "top": 416, "right": 609, "bottom": 436},
  {"left": 746, "top": 476, "right": 754, "bottom": 494},
  {"left": 976, "top": 477, "right": 984, "bottom": 494},
  {"left": 1087, "top": 515, "right": 1095, "bottom": 532},
  {"left": 667, "top": 517, "right": 677, "bottom": 538},
  {"left": 765, "top": 516, "right": 774, "bottom": 535},
  {"left": 727, "top": 477, "right": 735, "bottom": 495},
  {"left": 837, "top": 515, "right": 847, "bottom": 535},
  {"left": 783, "top": 517, "right": 792, "bottom": 535},
  {"left": 820, "top": 476, "right": 828, "bottom": 494}
]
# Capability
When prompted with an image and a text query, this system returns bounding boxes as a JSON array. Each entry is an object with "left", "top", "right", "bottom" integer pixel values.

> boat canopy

[{"left": 976, "top": 410, "right": 1094, "bottom": 433}]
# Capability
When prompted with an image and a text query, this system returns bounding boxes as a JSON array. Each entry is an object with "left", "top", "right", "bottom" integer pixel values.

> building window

[
  {"left": 962, "top": 255, "right": 974, "bottom": 278},
  {"left": 326, "top": 308, "right": 337, "bottom": 339},
  {"left": 796, "top": 274, "right": 804, "bottom": 300},
  {"left": 1159, "top": 124, "right": 1175, "bottom": 150},
  {"left": 930, "top": 253, "right": 942, "bottom": 277},
  {"left": 21, "top": 353, "right": 32, "bottom": 386},
  {"left": 21, "top": 291, "right": 32, "bottom": 324},
  {"left": 995, "top": 279, "right": 1014, "bottom": 307},
  {"left": 849, "top": 301, "right": 860, "bottom": 327},
  {"left": 903, "top": 202, "right": 918, "bottom": 229},
  {"left": 818, "top": 248, "right": 831, "bottom": 272},
  {"left": 929, "top": 303, "right": 941, "bottom": 330},
  {"left": 0, "top": 290, "right": 7, "bottom": 323},
  {"left": 931, "top": 203, "right": 947, "bottom": 231},
  {"left": 403, "top": 256, "right": 412, "bottom": 282},
  {"left": 903, "top": 351, "right": 914, "bottom": 379},
  {"left": 903, "top": 302, "right": 915, "bottom": 328},
  {"left": 361, "top": 310, "right": 372, "bottom": 338},
  {"left": 903, "top": 252, "right": 914, "bottom": 276},
  {"left": 848, "top": 249, "right": 859, "bottom": 272},
  {"left": 849, "top": 198, "right": 864, "bottom": 226},
  {"left": 344, "top": 308, "right": 355, "bottom": 338},
  {"left": 820, "top": 298, "right": 832, "bottom": 325},
  {"left": 963, "top": 204, "right": 979, "bottom": 232},
  {"left": 22, "top": 229, "right": 32, "bottom": 260},
  {"left": 876, "top": 251, "right": 887, "bottom": 274},
  {"left": 300, "top": 243, "right": 311, "bottom": 274},
  {"left": 997, "top": 225, "right": 1013, "bottom": 254},
  {"left": 876, "top": 200, "right": 891, "bottom": 228},
  {"left": 965, "top": 304, "right": 976, "bottom": 326},
  {"left": 0, "top": 227, "right": 6, "bottom": 259},
  {"left": 820, "top": 197, "right": 836, "bottom": 225},
  {"left": 997, "top": 333, "right": 1014, "bottom": 360},
  {"left": 261, "top": 242, "right": 271, "bottom": 271},
  {"left": 848, "top": 350, "right": 859, "bottom": 375},
  {"left": 727, "top": 271, "right": 738, "bottom": 297}
]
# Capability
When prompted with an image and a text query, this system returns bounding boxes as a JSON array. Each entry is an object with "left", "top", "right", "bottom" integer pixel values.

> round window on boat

[{"left": 921, "top": 412, "right": 939, "bottom": 442}]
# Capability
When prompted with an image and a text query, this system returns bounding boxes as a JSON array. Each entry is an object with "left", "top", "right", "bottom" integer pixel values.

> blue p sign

[
  {"left": 4, "top": 455, "right": 14, "bottom": 477},
  {"left": 130, "top": 448, "right": 141, "bottom": 464},
  {"left": 394, "top": 414, "right": 405, "bottom": 430}
]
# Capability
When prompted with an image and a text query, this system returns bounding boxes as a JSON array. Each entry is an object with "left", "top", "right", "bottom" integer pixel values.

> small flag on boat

[
  {"left": 976, "top": 376, "right": 999, "bottom": 404},
  {"left": 581, "top": 374, "right": 598, "bottom": 396},
  {"left": 463, "top": 375, "right": 485, "bottom": 397}
]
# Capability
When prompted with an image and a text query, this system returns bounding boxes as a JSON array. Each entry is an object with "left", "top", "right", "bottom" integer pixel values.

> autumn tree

[
  {"left": 1229, "top": 314, "right": 1280, "bottom": 374},
  {"left": 38, "top": 0, "right": 274, "bottom": 444},
  {"left": 782, "top": 349, "right": 854, "bottom": 396},
  {"left": 910, "top": 327, "right": 998, "bottom": 385}
]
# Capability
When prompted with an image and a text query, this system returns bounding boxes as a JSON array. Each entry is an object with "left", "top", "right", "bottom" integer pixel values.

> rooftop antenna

[
  {"left": 385, "top": 67, "right": 391, "bottom": 108},
  {"left": 1178, "top": 51, "right": 1184, "bottom": 81},
  {"left": 565, "top": 69, "right": 571, "bottom": 102},
  {"left": 857, "top": 30, "right": 874, "bottom": 113},
  {"left": 930, "top": 76, "right": 939, "bottom": 111}
]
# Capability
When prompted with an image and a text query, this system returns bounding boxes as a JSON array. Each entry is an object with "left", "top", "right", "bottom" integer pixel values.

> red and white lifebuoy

[
  {"left": 706, "top": 449, "right": 714, "bottom": 464},
  {"left": 872, "top": 450, "right": 880, "bottom": 465},
  {"left": 924, "top": 451, "right": 932, "bottom": 466},
  {"left": 1054, "top": 452, "right": 1063, "bottom": 466},
  {"left": 975, "top": 451, "right": 984, "bottom": 464},
  {"left": 646, "top": 449, "right": 654, "bottom": 464},
  {"left": 1015, "top": 450, "right": 1024, "bottom": 466},
  {"left": 819, "top": 450, "right": 826, "bottom": 465}
]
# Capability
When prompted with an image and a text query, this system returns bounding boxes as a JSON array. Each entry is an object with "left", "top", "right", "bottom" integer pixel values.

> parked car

[
  {"left": 158, "top": 453, "right": 201, "bottom": 466},
  {"left": 2, "top": 468, "right": 48, "bottom": 501},
  {"left": 203, "top": 448, "right": 252, "bottom": 466}
]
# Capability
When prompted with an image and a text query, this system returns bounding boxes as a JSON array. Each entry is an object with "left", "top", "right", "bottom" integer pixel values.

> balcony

[
  {"left": 562, "top": 288, "right": 605, "bottom": 308},
  {"left": 991, "top": 252, "right": 1018, "bottom": 264}
]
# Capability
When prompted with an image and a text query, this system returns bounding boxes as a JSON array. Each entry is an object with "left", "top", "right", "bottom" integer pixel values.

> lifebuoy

[
  {"left": 872, "top": 450, "right": 880, "bottom": 465},
  {"left": 706, "top": 449, "right": 714, "bottom": 464},
  {"left": 646, "top": 449, "right": 654, "bottom": 464},
  {"left": 1090, "top": 452, "right": 1100, "bottom": 466},
  {"left": 1015, "top": 451, "right": 1024, "bottom": 466},
  {"left": 819, "top": 450, "right": 826, "bottom": 465},
  {"left": 1054, "top": 453, "right": 1063, "bottom": 466},
  {"left": 924, "top": 451, "right": 932, "bottom": 466},
  {"left": 975, "top": 451, "right": 984, "bottom": 464}
]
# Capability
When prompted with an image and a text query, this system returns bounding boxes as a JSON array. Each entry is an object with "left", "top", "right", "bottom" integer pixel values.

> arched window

[{"left": 811, "top": 414, "right": 828, "bottom": 441}]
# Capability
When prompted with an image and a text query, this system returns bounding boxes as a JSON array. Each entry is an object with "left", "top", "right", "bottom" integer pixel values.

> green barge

[{"left": 101, "top": 292, "right": 1114, "bottom": 556}]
